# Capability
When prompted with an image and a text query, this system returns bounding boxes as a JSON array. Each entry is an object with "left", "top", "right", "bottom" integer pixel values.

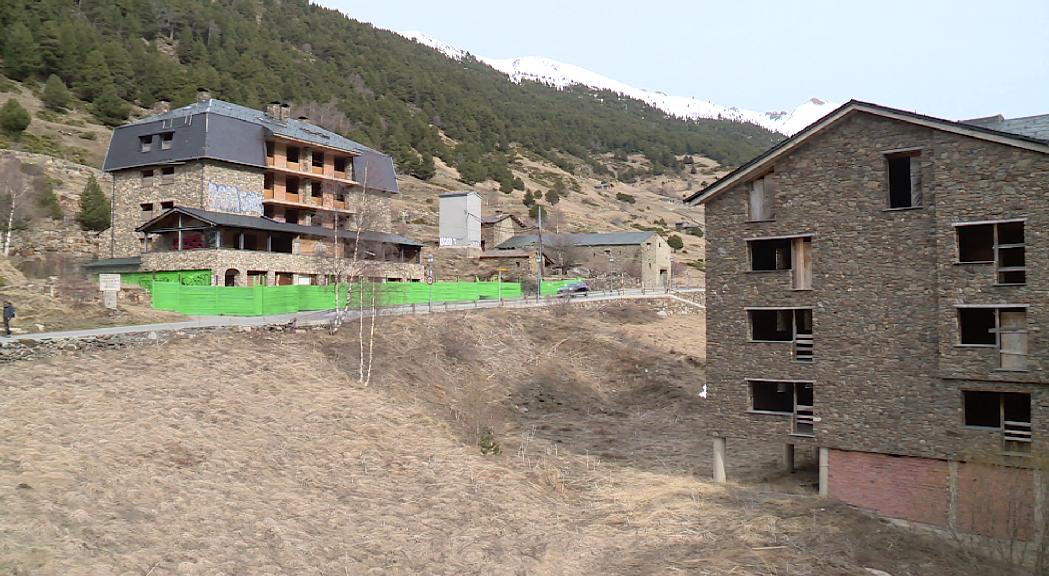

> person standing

[{"left": 3, "top": 301, "right": 14, "bottom": 336}]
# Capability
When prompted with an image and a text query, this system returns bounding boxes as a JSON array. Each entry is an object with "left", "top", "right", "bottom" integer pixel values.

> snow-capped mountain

[{"left": 399, "top": 31, "right": 836, "bottom": 136}]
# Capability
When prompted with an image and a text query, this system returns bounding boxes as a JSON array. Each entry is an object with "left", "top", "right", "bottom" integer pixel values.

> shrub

[
  {"left": 0, "top": 99, "right": 31, "bottom": 135},
  {"left": 667, "top": 235, "right": 684, "bottom": 251},
  {"left": 615, "top": 192, "right": 635, "bottom": 204}
]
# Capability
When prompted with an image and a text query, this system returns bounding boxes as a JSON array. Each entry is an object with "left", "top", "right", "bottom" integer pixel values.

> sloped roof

[
  {"left": 962, "top": 113, "right": 1049, "bottom": 142},
  {"left": 136, "top": 207, "right": 424, "bottom": 247},
  {"left": 127, "top": 99, "right": 373, "bottom": 155},
  {"left": 496, "top": 231, "right": 656, "bottom": 249},
  {"left": 480, "top": 214, "right": 526, "bottom": 226},
  {"left": 685, "top": 100, "right": 1049, "bottom": 205}
]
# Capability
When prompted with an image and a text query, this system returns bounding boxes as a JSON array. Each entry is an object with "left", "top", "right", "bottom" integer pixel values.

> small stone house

[
  {"left": 687, "top": 100, "right": 1049, "bottom": 540},
  {"left": 494, "top": 231, "right": 672, "bottom": 289},
  {"left": 89, "top": 91, "right": 425, "bottom": 285},
  {"left": 480, "top": 213, "right": 526, "bottom": 252}
]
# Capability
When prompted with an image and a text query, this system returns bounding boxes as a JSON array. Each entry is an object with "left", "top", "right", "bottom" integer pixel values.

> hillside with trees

[{"left": 0, "top": 0, "right": 779, "bottom": 184}]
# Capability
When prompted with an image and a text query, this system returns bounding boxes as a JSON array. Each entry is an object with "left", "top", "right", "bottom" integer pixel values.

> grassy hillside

[
  {"left": 0, "top": 302, "right": 1018, "bottom": 575},
  {"left": 0, "top": 0, "right": 779, "bottom": 185}
]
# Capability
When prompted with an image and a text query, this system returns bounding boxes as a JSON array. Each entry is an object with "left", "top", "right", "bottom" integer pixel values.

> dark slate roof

[
  {"left": 962, "top": 113, "right": 1049, "bottom": 142},
  {"left": 137, "top": 207, "right": 424, "bottom": 247},
  {"left": 495, "top": 231, "right": 656, "bottom": 249},
  {"left": 126, "top": 99, "right": 373, "bottom": 154},
  {"left": 685, "top": 100, "right": 1049, "bottom": 205},
  {"left": 104, "top": 99, "right": 399, "bottom": 193}
]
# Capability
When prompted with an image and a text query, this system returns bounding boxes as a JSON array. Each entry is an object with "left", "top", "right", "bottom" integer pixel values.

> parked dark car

[{"left": 556, "top": 281, "right": 589, "bottom": 296}]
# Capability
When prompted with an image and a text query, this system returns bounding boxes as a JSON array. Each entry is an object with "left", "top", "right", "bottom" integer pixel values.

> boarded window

[
  {"left": 160, "top": 132, "right": 174, "bottom": 150},
  {"left": 160, "top": 166, "right": 175, "bottom": 185},
  {"left": 887, "top": 152, "right": 921, "bottom": 208},
  {"left": 998, "top": 308, "right": 1028, "bottom": 371},
  {"left": 750, "top": 238, "right": 791, "bottom": 271},
  {"left": 141, "top": 169, "right": 154, "bottom": 185},
  {"left": 748, "top": 174, "right": 775, "bottom": 221},
  {"left": 956, "top": 221, "right": 1025, "bottom": 284},
  {"left": 791, "top": 237, "right": 813, "bottom": 290},
  {"left": 139, "top": 135, "right": 152, "bottom": 152},
  {"left": 751, "top": 381, "right": 794, "bottom": 413},
  {"left": 963, "top": 391, "right": 1031, "bottom": 452}
]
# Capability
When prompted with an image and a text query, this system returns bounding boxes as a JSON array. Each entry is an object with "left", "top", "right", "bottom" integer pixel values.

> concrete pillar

[
  {"left": 1035, "top": 469, "right": 1045, "bottom": 545},
  {"left": 783, "top": 443, "right": 795, "bottom": 473},
  {"left": 713, "top": 437, "right": 727, "bottom": 484},
  {"left": 818, "top": 447, "right": 829, "bottom": 496}
]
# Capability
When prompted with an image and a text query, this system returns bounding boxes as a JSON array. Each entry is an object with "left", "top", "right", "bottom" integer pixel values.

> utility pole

[{"left": 536, "top": 206, "right": 543, "bottom": 302}]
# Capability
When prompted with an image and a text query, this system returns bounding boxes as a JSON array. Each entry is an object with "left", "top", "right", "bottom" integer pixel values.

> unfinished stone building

[
  {"left": 493, "top": 231, "right": 673, "bottom": 289},
  {"left": 90, "top": 90, "right": 424, "bottom": 285},
  {"left": 686, "top": 100, "right": 1049, "bottom": 540}
]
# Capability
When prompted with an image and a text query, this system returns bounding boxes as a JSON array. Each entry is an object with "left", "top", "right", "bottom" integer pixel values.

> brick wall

[{"left": 828, "top": 449, "right": 949, "bottom": 526}]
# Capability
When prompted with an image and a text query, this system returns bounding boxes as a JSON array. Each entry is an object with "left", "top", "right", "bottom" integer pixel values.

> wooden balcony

[{"left": 266, "top": 162, "right": 360, "bottom": 187}]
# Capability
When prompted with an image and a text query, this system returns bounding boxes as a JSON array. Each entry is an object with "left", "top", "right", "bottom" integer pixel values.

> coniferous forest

[{"left": 0, "top": 0, "right": 780, "bottom": 182}]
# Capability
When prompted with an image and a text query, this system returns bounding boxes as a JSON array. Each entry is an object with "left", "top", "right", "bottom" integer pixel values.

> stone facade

[
  {"left": 546, "top": 238, "right": 673, "bottom": 289},
  {"left": 699, "top": 109, "right": 1049, "bottom": 536},
  {"left": 142, "top": 249, "right": 422, "bottom": 285},
  {"left": 481, "top": 217, "right": 521, "bottom": 251}
]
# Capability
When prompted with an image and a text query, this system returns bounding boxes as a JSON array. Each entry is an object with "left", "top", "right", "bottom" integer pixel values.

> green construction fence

[
  {"left": 348, "top": 281, "right": 523, "bottom": 308},
  {"left": 118, "top": 270, "right": 211, "bottom": 291},
  {"left": 150, "top": 282, "right": 349, "bottom": 316}
]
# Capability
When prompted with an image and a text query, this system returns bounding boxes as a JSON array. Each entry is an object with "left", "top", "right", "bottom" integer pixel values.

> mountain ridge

[{"left": 399, "top": 31, "right": 836, "bottom": 136}]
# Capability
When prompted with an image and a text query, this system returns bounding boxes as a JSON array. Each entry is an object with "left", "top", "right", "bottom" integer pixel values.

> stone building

[
  {"left": 494, "top": 231, "right": 673, "bottom": 289},
  {"left": 480, "top": 213, "right": 526, "bottom": 252},
  {"left": 90, "top": 91, "right": 424, "bottom": 285},
  {"left": 686, "top": 100, "right": 1049, "bottom": 540}
]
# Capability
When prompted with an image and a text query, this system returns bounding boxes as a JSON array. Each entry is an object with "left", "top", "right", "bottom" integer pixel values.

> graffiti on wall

[{"left": 207, "top": 182, "right": 263, "bottom": 215}]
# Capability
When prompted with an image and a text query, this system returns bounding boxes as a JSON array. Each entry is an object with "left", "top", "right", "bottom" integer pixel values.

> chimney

[
  {"left": 196, "top": 87, "right": 210, "bottom": 103},
  {"left": 154, "top": 99, "right": 171, "bottom": 114},
  {"left": 296, "top": 115, "right": 310, "bottom": 124},
  {"left": 279, "top": 102, "right": 291, "bottom": 122},
  {"left": 266, "top": 101, "right": 281, "bottom": 119}
]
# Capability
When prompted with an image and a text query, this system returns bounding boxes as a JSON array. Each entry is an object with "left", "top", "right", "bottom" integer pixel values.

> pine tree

[
  {"left": 411, "top": 151, "right": 436, "bottom": 180},
  {"left": 42, "top": 74, "right": 71, "bottom": 112},
  {"left": 76, "top": 175, "right": 111, "bottom": 231},
  {"left": 91, "top": 84, "right": 130, "bottom": 126},
  {"left": 77, "top": 49, "right": 112, "bottom": 101},
  {"left": 666, "top": 234, "right": 684, "bottom": 251},
  {"left": 0, "top": 99, "right": 30, "bottom": 135},
  {"left": 544, "top": 189, "right": 561, "bottom": 205},
  {"left": 3, "top": 22, "right": 41, "bottom": 80}
]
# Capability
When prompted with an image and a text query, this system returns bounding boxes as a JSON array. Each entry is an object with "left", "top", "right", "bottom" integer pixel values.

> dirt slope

[{"left": 0, "top": 302, "right": 1017, "bottom": 575}]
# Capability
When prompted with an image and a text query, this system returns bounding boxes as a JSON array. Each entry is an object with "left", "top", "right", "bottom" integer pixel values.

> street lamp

[{"left": 606, "top": 250, "right": 615, "bottom": 293}]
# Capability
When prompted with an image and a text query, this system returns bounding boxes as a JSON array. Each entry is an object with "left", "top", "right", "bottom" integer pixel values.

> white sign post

[{"left": 99, "top": 273, "right": 121, "bottom": 310}]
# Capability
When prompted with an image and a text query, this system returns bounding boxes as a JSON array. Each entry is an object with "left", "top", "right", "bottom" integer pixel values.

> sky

[{"left": 312, "top": 0, "right": 1049, "bottom": 120}]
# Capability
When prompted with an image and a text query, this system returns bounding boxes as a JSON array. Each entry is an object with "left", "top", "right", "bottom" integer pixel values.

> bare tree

[
  {"left": 0, "top": 156, "right": 36, "bottom": 257},
  {"left": 544, "top": 235, "right": 587, "bottom": 277}
]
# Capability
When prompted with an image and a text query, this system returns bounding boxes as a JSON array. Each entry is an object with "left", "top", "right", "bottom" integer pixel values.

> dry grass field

[{"left": 0, "top": 302, "right": 1021, "bottom": 575}]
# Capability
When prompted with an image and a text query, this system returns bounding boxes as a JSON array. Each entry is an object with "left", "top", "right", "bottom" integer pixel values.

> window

[
  {"left": 139, "top": 135, "right": 152, "bottom": 152},
  {"left": 747, "top": 173, "right": 776, "bottom": 221},
  {"left": 160, "top": 132, "right": 174, "bottom": 151},
  {"left": 886, "top": 151, "right": 921, "bottom": 208},
  {"left": 957, "top": 306, "right": 1027, "bottom": 370},
  {"left": 334, "top": 156, "right": 347, "bottom": 174},
  {"left": 749, "top": 380, "right": 815, "bottom": 436},
  {"left": 311, "top": 181, "right": 322, "bottom": 198},
  {"left": 748, "top": 308, "right": 813, "bottom": 362},
  {"left": 141, "top": 169, "right": 154, "bottom": 185},
  {"left": 750, "top": 238, "right": 791, "bottom": 271},
  {"left": 956, "top": 220, "right": 1025, "bottom": 284},
  {"left": 286, "top": 146, "right": 300, "bottom": 164},
  {"left": 963, "top": 391, "right": 1031, "bottom": 453},
  {"left": 140, "top": 202, "right": 154, "bottom": 212},
  {"left": 160, "top": 200, "right": 174, "bottom": 210},
  {"left": 266, "top": 141, "right": 275, "bottom": 159},
  {"left": 312, "top": 151, "right": 324, "bottom": 168},
  {"left": 160, "top": 166, "right": 175, "bottom": 185},
  {"left": 264, "top": 173, "right": 274, "bottom": 191},
  {"left": 748, "top": 236, "right": 813, "bottom": 290}
]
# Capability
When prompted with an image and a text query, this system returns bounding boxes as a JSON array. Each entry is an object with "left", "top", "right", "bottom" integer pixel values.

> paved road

[{"left": 1, "top": 288, "right": 704, "bottom": 342}]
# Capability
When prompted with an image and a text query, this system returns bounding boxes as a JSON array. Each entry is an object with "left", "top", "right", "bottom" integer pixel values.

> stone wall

[
  {"left": 701, "top": 110, "right": 1049, "bottom": 465},
  {"left": 202, "top": 162, "right": 265, "bottom": 216},
  {"left": 142, "top": 249, "right": 423, "bottom": 284},
  {"left": 109, "top": 161, "right": 210, "bottom": 258}
]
